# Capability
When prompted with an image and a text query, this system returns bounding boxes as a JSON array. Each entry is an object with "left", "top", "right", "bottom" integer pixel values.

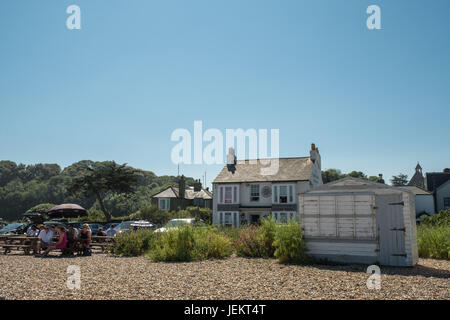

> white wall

[{"left": 415, "top": 195, "right": 435, "bottom": 215}]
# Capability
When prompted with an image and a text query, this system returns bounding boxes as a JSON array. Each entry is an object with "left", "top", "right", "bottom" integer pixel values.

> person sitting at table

[
  {"left": 66, "top": 225, "right": 78, "bottom": 255},
  {"left": 37, "top": 225, "right": 54, "bottom": 254},
  {"left": 96, "top": 227, "right": 107, "bottom": 252},
  {"left": 106, "top": 224, "right": 116, "bottom": 238},
  {"left": 26, "top": 225, "right": 39, "bottom": 237},
  {"left": 79, "top": 224, "right": 92, "bottom": 256},
  {"left": 42, "top": 226, "right": 67, "bottom": 257}
]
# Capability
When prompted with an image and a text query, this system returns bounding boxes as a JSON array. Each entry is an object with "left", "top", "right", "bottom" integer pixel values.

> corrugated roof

[
  {"left": 303, "top": 177, "right": 414, "bottom": 196},
  {"left": 401, "top": 186, "right": 432, "bottom": 195},
  {"left": 213, "top": 157, "right": 314, "bottom": 183}
]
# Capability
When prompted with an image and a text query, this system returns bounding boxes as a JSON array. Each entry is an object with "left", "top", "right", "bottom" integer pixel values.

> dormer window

[{"left": 250, "top": 185, "right": 260, "bottom": 202}]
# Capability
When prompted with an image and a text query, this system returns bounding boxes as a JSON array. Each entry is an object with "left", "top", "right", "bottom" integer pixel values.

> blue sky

[{"left": 1, "top": 0, "right": 449, "bottom": 188}]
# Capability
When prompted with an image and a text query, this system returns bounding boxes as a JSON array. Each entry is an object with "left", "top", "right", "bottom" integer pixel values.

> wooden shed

[{"left": 298, "top": 177, "right": 418, "bottom": 266}]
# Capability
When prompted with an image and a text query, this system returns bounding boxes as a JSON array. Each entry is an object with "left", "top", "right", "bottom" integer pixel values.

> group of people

[{"left": 28, "top": 223, "right": 117, "bottom": 257}]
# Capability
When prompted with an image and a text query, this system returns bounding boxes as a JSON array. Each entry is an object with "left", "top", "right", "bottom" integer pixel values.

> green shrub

[
  {"left": 192, "top": 227, "right": 233, "bottom": 260},
  {"left": 417, "top": 225, "right": 450, "bottom": 260},
  {"left": 421, "top": 208, "right": 450, "bottom": 227},
  {"left": 273, "top": 219, "right": 308, "bottom": 264},
  {"left": 114, "top": 229, "right": 155, "bottom": 256},
  {"left": 148, "top": 226, "right": 232, "bottom": 262},
  {"left": 261, "top": 216, "right": 277, "bottom": 257},
  {"left": 150, "top": 226, "right": 195, "bottom": 261}
]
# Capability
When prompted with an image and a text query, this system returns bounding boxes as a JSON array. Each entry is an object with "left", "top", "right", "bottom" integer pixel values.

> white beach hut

[{"left": 298, "top": 177, "right": 418, "bottom": 266}]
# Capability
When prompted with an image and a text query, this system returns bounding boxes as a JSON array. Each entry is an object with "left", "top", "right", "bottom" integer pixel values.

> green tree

[
  {"left": 346, "top": 171, "right": 367, "bottom": 179},
  {"left": 66, "top": 161, "right": 139, "bottom": 221},
  {"left": 321, "top": 169, "right": 344, "bottom": 183},
  {"left": 390, "top": 173, "right": 408, "bottom": 186},
  {"left": 26, "top": 203, "right": 55, "bottom": 213}
]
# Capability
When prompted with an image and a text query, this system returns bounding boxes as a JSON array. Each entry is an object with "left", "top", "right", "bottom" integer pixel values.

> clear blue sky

[{"left": 1, "top": 0, "right": 449, "bottom": 188}]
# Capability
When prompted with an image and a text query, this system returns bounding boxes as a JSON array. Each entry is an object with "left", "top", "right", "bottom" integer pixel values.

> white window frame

[
  {"left": 158, "top": 198, "right": 170, "bottom": 211},
  {"left": 250, "top": 184, "right": 260, "bottom": 202},
  {"left": 218, "top": 184, "right": 240, "bottom": 204},
  {"left": 272, "top": 184, "right": 295, "bottom": 204},
  {"left": 218, "top": 211, "right": 239, "bottom": 227}
]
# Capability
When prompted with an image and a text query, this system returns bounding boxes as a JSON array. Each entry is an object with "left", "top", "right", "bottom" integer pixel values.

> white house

[
  {"left": 401, "top": 186, "right": 434, "bottom": 216},
  {"left": 212, "top": 144, "right": 323, "bottom": 227}
]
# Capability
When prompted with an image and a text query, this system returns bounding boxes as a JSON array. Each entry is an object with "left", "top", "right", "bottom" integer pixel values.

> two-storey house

[{"left": 212, "top": 144, "right": 323, "bottom": 227}]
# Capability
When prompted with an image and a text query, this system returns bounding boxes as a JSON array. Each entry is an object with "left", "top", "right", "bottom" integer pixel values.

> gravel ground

[{"left": 0, "top": 253, "right": 448, "bottom": 300}]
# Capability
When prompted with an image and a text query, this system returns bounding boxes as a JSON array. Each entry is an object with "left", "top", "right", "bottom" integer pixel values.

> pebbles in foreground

[{"left": 0, "top": 254, "right": 448, "bottom": 300}]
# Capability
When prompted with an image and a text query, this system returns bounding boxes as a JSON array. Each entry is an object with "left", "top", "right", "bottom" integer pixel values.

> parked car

[
  {"left": 104, "top": 222, "right": 121, "bottom": 230},
  {"left": 0, "top": 223, "right": 26, "bottom": 235},
  {"left": 44, "top": 221, "right": 68, "bottom": 229},
  {"left": 67, "top": 222, "right": 84, "bottom": 230},
  {"left": 88, "top": 223, "right": 105, "bottom": 236},
  {"left": 155, "top": 218, "right": 207, "bottom": 233},
  {"left": 115, "top": 221, "right": 134, "bottom": 234}
]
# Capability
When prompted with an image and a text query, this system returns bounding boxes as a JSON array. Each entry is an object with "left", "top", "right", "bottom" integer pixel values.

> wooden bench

[{"left": 0, "top": 236, "right": 38, "bottom": 255}]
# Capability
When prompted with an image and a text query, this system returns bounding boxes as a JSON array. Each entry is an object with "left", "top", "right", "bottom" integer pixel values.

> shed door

[{"left": 375, "top": 194, "right": 406, "bottom": 266}]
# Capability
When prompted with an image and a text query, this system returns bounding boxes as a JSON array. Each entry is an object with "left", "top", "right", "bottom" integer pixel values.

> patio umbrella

[{"left": 47, "top": 204, "right": 88, "bottom": 218}]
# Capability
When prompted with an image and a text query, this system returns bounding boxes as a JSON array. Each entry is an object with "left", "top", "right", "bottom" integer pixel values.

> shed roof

[
  {"left": 302, "top": 177, "right": 414, "bottom": 196},
  {"left": 400, "top": 185, "right": 432, "bottom": 196},
  {"left": 213, "top": 157, "right": 314, "bottom": 183}
]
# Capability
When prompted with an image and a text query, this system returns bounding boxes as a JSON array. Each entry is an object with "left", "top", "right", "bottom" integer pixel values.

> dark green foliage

[
  {"left": 421, "top": 208, "right": 450, "bottom": 227},
  {"left": 66, "top": 161, "right": 139, "bottom": 221},
  {"left": 25, "top": 203, "right": 55, "bottom": 214},
  {"left": 390, "top": 173, "right": 409, "bottom": 186},
  {"left": 321, "top": 169, "right": 380, "bottom": 184}
]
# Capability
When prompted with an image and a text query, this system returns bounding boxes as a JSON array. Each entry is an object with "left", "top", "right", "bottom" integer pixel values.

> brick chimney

[
  {"left": 227, "top": 147, "right": 237, "bottom": 173},
  {"left": 178, "top": 175, "right": 186, "bottom": 199},
  {"left": 193, "top": 179, "right": 202, "bottom": 192},
  {"left": 310, "top": 143, "right": 321, "bottom": 170}
]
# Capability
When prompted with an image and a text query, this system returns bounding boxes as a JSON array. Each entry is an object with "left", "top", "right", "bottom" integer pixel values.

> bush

[
  {"left": 421, "top": 208, "right": 450, "bottom": 227},
  {"left": 148, "top": 226, "right": 232, "bottom": 262},
  {"left": 273, "top": 219, "right": 308, "bottom": 264},
  {"left": 150, "top": 226, "right": 195, "bottom": 261},
  {"left": 192, "top": 227, "right": 233, "bottom": 260},
  {"left": 235, "top": 225, "right": 269, "bottom": 258},
  {"left": 234, "top": 217, "right": 277, "bottom": 258},
  {"left": 114, "top": 229, "right": 155, "bottom": 256},
  {"left": 417, "top": 225, "right": 450, "bottom": 260}
]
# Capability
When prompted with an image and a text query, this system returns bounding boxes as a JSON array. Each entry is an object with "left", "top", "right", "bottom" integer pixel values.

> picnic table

[
  {"left": 0, "top": 235, "right": 39, "bottom": 255},
  {"left": 0, "top": 234, "right": 116, "bottom": 255}
]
